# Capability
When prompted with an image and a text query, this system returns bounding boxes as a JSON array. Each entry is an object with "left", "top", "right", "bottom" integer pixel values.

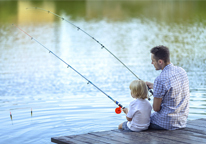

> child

[{"left": 118, "top": 80, "right": 152, "bottom": 132}]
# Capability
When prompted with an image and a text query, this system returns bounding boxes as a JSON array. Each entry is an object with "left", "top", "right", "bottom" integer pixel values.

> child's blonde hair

[{"left": 129, "top": 80, "right": 148, "bottom": 99}]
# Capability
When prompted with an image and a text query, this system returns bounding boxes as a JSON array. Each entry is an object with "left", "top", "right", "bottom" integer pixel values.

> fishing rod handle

[
  {"left": 148, "top": 89, "right": 153, "bottom": 95},
  {"left": 115, "top": 101, "right": 125, "bottom": 109}
]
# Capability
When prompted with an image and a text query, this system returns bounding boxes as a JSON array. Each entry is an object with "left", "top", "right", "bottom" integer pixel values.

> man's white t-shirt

[{"left": 127, "top": 98, "right": 152, "bottom": 131}]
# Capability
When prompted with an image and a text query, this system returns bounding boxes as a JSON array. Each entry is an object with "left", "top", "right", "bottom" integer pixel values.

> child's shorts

[{"left": 122, "top": 121, "right": 133, "bottom": 132}]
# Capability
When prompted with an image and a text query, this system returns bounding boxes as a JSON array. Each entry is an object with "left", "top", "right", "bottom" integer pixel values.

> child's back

[{"left": 127, "top": 98, "right": 152, "bottom": 131}]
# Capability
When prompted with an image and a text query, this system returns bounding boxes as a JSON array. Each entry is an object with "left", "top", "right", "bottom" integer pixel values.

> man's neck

[{"left": 161, "top": 62, "right": 171, "bottom": 70}]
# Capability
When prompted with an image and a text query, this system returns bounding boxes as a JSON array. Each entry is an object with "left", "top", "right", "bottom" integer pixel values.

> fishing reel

[
  {"left": 114, "top": 101, "right": 125, "bottom": 114},
  {"left": 115, "top": 106, "right": 122, "bottom": 114}
]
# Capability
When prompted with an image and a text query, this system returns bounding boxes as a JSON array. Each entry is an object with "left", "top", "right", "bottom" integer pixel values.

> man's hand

[{"left": 146, "top": 81, "right": 154, "bottom": 89}]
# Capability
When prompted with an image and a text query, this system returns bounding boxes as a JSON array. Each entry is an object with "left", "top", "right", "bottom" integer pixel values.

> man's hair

[
  {"left": 129, "top": 80, "right": 148, "bottom": 99},
  {"left": 150, "top": 45, "right": 170, "bottom": 63}
]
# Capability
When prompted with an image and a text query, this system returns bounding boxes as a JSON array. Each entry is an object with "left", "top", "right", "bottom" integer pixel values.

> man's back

[{"left": 151, "top": 63, "right": 190, "bottom": 130}]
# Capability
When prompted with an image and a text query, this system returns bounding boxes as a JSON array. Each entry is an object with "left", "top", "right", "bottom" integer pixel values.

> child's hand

[{"left": 123, "top": 108, "right": 128, "bottom": 114}]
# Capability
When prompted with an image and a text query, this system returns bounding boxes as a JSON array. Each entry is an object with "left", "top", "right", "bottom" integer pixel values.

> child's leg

[
  {"left": 118, "top": 122, "right": 123, "bottom": 129},
  {"left": 120, "top": 121, "right": 133, "bottom": 132}
]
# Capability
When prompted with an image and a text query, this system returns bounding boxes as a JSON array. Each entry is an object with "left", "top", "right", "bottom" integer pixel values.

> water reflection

[
  {"left": 18, "top": 1, "right": 56, "bottom": 23},
  {"left": 0, "top": 0, "right": 206, "bottom": 144},
  {"left": 1, "top": 1, "right": 206, "bottom": 23}
]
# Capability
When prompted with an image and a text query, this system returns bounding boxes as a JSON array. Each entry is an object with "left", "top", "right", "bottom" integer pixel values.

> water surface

[{"left": 0, "top": 1, "right": 206, "bottom": 144}]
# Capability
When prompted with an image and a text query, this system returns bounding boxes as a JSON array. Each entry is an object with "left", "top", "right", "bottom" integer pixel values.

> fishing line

[
  {"left": 26, "top": 7, "right": 153, "bottom": 98},
  {"left": 13, "top": 24, "right": 125, "bottom": 114}
]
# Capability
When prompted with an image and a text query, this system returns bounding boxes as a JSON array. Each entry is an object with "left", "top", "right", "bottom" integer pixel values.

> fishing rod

[
  {"left": 26, "top": 7, "right": 153, "bottom": 98},
  {"left": 12, "top": 24, "right": 124, "bottom": 114}
]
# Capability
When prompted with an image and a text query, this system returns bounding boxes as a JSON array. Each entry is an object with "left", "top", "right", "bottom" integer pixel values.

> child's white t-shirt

[{"left": 127, "top": 98, "right": 152, "bottom": 131}]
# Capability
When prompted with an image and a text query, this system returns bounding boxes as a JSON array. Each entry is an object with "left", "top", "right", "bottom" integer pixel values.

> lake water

[{"left": 0, "top": 1, "right": 206, "bottom": 144}]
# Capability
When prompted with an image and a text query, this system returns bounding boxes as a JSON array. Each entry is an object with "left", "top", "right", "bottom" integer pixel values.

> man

[{"left": 146, "top": 45, "right": 190, "bottom": 130}]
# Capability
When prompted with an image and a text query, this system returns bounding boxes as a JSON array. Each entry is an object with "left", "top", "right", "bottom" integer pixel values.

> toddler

[{"left": 118, "top": 80, "right": 152, "bottom": 132}]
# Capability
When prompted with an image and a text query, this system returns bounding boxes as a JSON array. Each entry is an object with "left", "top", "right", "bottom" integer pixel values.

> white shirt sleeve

[{"left": 126, "top": 102, "right": 137, "bottom": 118}]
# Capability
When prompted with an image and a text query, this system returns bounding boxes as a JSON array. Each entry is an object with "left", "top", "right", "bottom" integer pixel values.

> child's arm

[{"left": 123, "top": 108, "right": 132, "bottom": 121}]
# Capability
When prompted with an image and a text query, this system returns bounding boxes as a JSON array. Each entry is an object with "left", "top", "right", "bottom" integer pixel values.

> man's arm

[
  {"left": 146, "top": 81, "right": 154, "bottom": 89},
  {"left": 153, "top": 97, "right": 162, "bottom": 112},
  {"left": 146, "top": 81, "right": 162, "bottom": 112}
]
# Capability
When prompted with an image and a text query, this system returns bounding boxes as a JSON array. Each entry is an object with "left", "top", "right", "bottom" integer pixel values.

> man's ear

[{"left": 158, "top": 59, "right": 163, "bottom": 65}]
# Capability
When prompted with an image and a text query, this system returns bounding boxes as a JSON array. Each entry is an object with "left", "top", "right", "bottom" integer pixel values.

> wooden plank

[
  {"left": 112, "top": 130, "right": 188, "bottom": 144},
  {"left": 51, "top": 136, "right": 86, "bottom": 144},
  {"left": 162, "top": 128, "right": 206, "bottom": 139},
  {"left": 77, "top": 134, "right": 112, "bottom": 144},
  {"left": 143, "top": 129, "right": 206, "bottom": 144},
  {"left": 185, "top": 123, "right": 206, "bottom": 135},
  {"left": 51, "top": 118, "right": 206, "bottom": 144},
  {"left": 187, "top": 119, "right": 206, "bottom": 127},
  {"left": 89, "top": 130, "right": 139, "bottom": 144},
  {"left": 88, "top": 132, "right": 126, "bottom": 144},
  {"left": 67, "top": 134, "right": 109, "bottom": 144},
  {"left": 115, "top": 130, "right": 183, "bottom": 144},
  {"left": 68, "top": 132, "right": 122, "bottom": 144}
]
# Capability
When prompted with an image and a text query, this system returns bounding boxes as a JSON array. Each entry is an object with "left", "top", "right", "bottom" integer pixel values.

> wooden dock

[{"left": 51, "top": 118, "right": 206, "bottom": 144}]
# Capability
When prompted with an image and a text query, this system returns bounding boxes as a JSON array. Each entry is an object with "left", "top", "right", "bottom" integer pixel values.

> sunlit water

[{"left": 1, "top": 1, "right": 206, "bottom": 144}]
